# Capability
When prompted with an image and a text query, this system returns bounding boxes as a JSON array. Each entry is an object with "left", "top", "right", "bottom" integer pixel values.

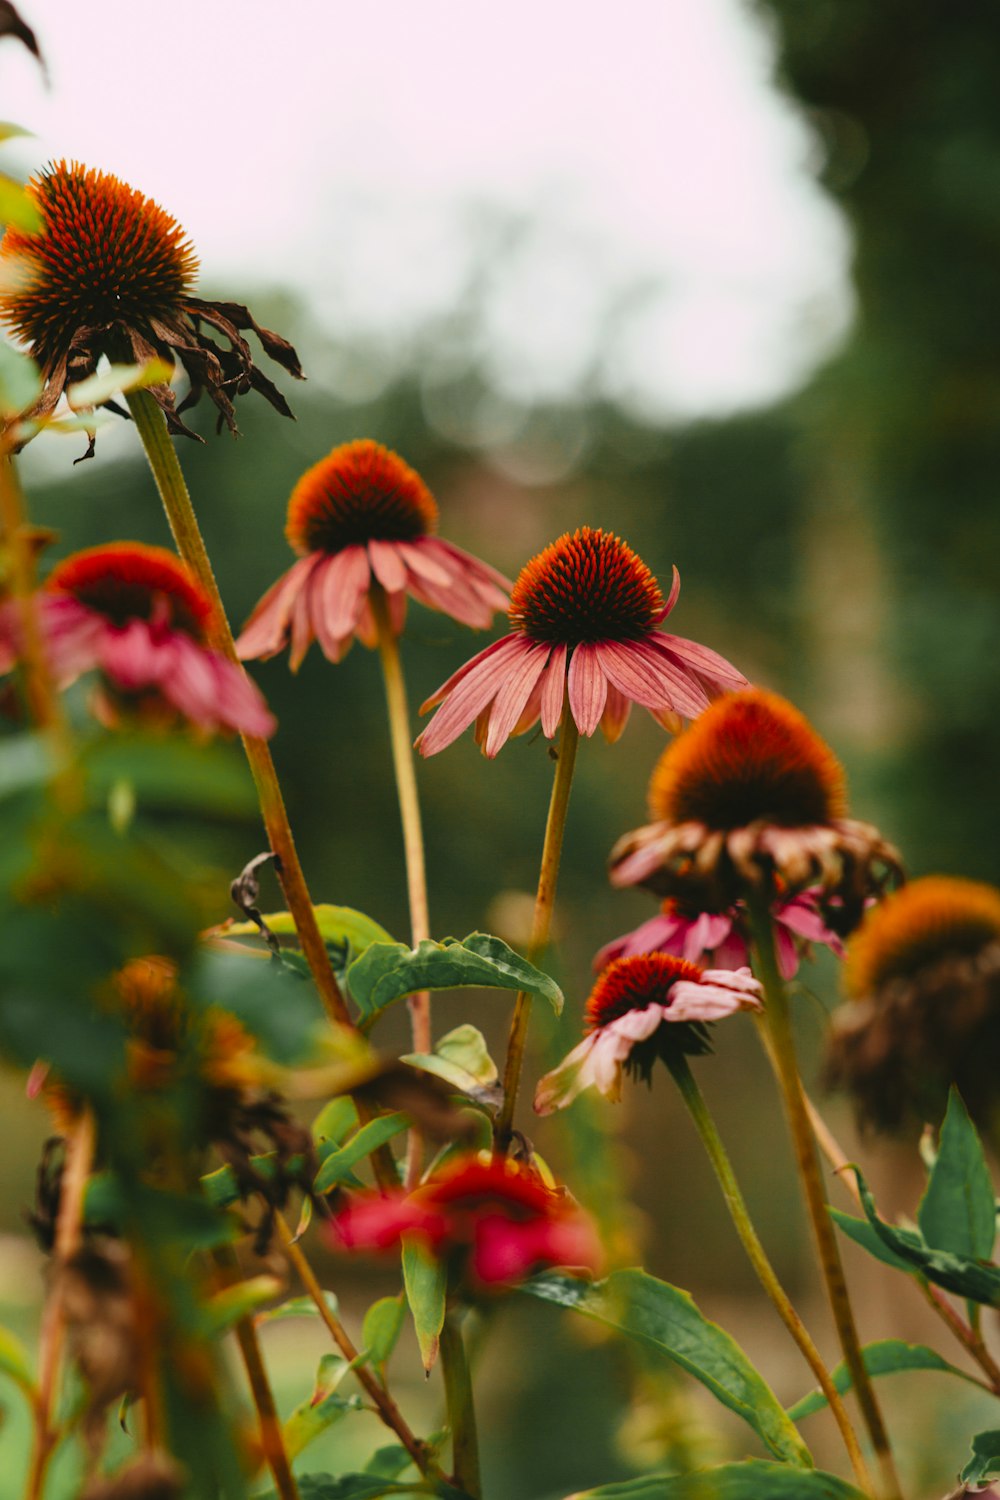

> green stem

[
  {"left": 495, "top": 703, "right": 580, "bottom": 1146},
  {"left": 667, "top": 1053, "right": 872, "bottom": 1492},
  {"left": 440, "top": 1309, "right": 481, "bottom": 1499},
  {"left": 748, "top": 895, "right": 902, "bottom": 1500},
  {"left": 124, "top": 389, "right": 350, "bottom": 1031}
]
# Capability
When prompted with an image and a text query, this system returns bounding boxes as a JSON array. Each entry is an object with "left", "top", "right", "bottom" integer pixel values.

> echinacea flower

[
  {"left": 0, "top": 160, "right": 302, "bottom": 453},
  {"left": 0, "top": 542, "right": 275, "bottom": 736},
  {"left": 593, "top": 889, "right": 845, "bottom": 981},
  {"left": 235, "top": 439, "right": 511, "bottom": 669},
  {"left": 416, "top": 527, "right": 747, "bottom": 758},
  {"left": 825, "top": 876, "right": 1000, "bottom": 1133},
  {"left": 329, "top": 1154, "right": 601, "bottom": 1290},
  {"left": 535, "top": 953, "right": 763, "bottom": 1113},
  {"left": 609, "top": 688, "right": 902, "bottom": 933}
]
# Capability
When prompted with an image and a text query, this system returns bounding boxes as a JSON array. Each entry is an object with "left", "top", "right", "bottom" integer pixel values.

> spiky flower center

[
  {"left": 0, "top": 161, "right": 198, "bottom": 358},
  {"left": 846, "top": 877, "right": 1000, "bottom": 997},
  {"left": 586, "top": 953, "right": 705, "bottom": 1031},
  {"left": 508, "top": 528, "right": 663, "bottom": 646},
  {"left": 285, "top": 440, "right": 438, "bottom": 555},
  {"left": 47, "top": 543, "right": 215, "bottom": 640},
  {"left": 648, "top": 689, "right": 847, "bottom": 830}
]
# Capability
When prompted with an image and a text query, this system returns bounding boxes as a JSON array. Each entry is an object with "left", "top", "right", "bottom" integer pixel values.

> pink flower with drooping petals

[
  {"left": 534, "top": 953, "right": 763, "bottom": 1114},
  {"left": 235, "top": 439, "right": 511, "bottom": 669},
  {"left": 0, "top": 542, "right": 275, "bottom": 737},
  {"left": 329, "top": 1154, "right": 602, "bottom": 1290},
  {"left": 593, "top": 891, "right": 846, "bottom": 981},
  {"left": 415, "top": 527, "right": 747, "bottom": 758}
]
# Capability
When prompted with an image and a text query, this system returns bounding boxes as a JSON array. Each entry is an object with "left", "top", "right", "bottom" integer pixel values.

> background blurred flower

[
  {"left": 535, "top": 954, "right": 762, "bottom": 1113},
  {"left": 0, "top": 542, "right": 275, "bottom": 735},
  {"left": 0, "top": 160, "right": 302, "bottom": 450},
  {"left": 416, "top": 527, "right": 747, "bottom": 758},
  {"left": 825, "top": 876, "right": 1000, "bottom": 1133},
  {"left": 236, "top": 438, "right": 510, "bottom": 669}
]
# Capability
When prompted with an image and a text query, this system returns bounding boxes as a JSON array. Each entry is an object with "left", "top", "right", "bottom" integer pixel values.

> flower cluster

[{"left": 330, "top": 1155, "right": 602, "bottom": 1289}]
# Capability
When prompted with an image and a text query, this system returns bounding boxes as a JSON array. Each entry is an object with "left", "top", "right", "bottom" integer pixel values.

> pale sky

[{"left": 0, "top": 0, "right": 851, "bottom": 422}]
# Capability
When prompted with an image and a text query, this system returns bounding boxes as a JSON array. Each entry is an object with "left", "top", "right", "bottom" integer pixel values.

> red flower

[
  {"left": 236, "top": 440, "right": 510, "bottom": 668},
  {"left": 0, "top": 542, "right": 274, "bottom": 736},
  {"left": 329, "top": 1155, "right": 601, "bottom": 1289},
  {"left": 415, "top": 527, "right": 746, "bottom": 758}
]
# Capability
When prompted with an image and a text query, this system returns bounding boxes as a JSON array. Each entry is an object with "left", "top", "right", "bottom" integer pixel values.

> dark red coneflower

[
  {"left": 416, "top": 527, "right": 747, "bottom": 758},
  {"left": 0, "top": 161, "right": 302, "bottom": 454}
]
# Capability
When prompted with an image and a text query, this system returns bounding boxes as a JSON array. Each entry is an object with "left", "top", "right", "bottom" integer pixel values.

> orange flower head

[
  {"left": 47, "top": 543, "right": 215, "bottom": 641},
  {"left": 286, "top": 440, "right": 439, "bottom": 556},
  {"left": 846, "top": 877, "right": 1000, "bottom": 999},
  {"left": 508, "top": 528, "right": 664, "bottom": 647},
  {"left": 0, "top": 162, "right": 199, "bottom": 362},
  {"left": 648, "top": 688, "right": 847, "bottom": 831},
  {"left": 585, "top": 953, "right": 704, "bottom": 1032}
]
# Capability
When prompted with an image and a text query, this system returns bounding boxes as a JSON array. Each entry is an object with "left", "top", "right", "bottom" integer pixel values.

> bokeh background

[{"left": 2, "top": 2, "right": 999, "bottom": 1496}]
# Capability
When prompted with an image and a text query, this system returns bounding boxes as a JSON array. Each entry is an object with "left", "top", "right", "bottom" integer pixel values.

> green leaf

[
  {"left": 185, "top": 949, "right": 344, "bottom": 1066},
  {"left": 347, "top": 933, "right": 563, "bottom": 1029},
  {"left": 829, "top": 1209, "right": 916, "bottom": 1274},
  {"left": 83, "top": 734, "right": 257, "bottom": 820},
  {"left": 0, "top": 1326, "right": 35, "bottom": 1395},
  {"left": 960, "top": 1428, "right": 1000, "bottom": 1485},
  {"left": 362, "top": 1295, "right": 406, "bottom": 1368},
  {"left": 918, "top": 1088, "right": 995, "bottom": 1260},
  {"left": 284, "top": 1388, "right": 365, "bottom": 1461},
  {"left": 314, "top": 1113, "right": 410, "bottom": 1193},
  {"left": 787, "top": 1338, "right": 981, "bottom": 1421},
  {"left": 435, "top": 1025, "right": 499, "bottom": 1086},
  {"left": 402, "top": 1235, "right": 447, "bottom": 1374},
  {"left": 257, "top": 1292, "right": 340, "bottom": 1325},
  {"left": 201, "top": 1276, "right": 283, "bottom": 1336},
  {"left": 855, "top": 1168, "right": 1000, "bottom": 1304},
  {"left": 261, "top": 1476, "right": 468, "bottom": 1499},
  {"left": 523, "top": 1271, "right": 811, "bottom": 1468},
  {"left": 0, "top": 171, "right": 41, "bottom": 232},
  {"left": 567, "top": 1461, "right": 866, "bottom": 1499},
  {"left": 363, "top": 1446, "right": 415, "bottom": 1480},
  {"left": 313, "top": 1096, "right": 360, "bottom": 1145},
  {"left": 226, "top": 904, "right": 394, "bottom": 951}
]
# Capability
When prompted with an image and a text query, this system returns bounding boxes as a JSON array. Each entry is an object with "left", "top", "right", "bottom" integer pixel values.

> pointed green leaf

[
  {"left": 787, "top": 1338, "right": 981, "bottom": 1421},
  {"left": 960, "top": 1428, "right": 1000, "bottom": 1485},
  {"left": 362, "top": 1295, "right": 406, "bottom": 1367},
  {"left": 257, "top": 1292, "right": 341, "bottom": 1325},
  {"left": 435, "top": 1025, "right": 498, "bottom": 1085},
  {"left": 567, "top": 1461, "right": 866, "bottom": 1499},
  {"left": 402, "top": 1235, "right": 447, "bottom": 1374},
  {"left": 283, "top": 1389, "right": 365, "bottom": 1461},
  {"left": 314, "top": 1113, "right": 410, "bottom": 1193},
  {"left": 523, "top": 1270, "right": 812, "bottom": 1468},
  {"left": 312, "top": 1096, "right": 360, "bottom": 1145},
  {"left": 347, "top": 933, "right": 562, "bottom": 1028},
  {"left": 829, "top": 1208, "right": 915, "bottom": 1274},
  {"left": 202, "top": 1276, "right": 283, "bottom": 1336},
  {"left": 0, "top": 1326, "right": 34, "bottom": 1394},
  {"left": 855, "top": 1167, "right": 1000, "bottom": 1304},
  {"left": 363, "top": 1446, "right": 415, "bottom": 1480},
  {"left": 226, "top": 904, "right": 394, "bottom": 950},
  {"left": 918, "top": 1089, "right": 996, "bottom": 1260}
]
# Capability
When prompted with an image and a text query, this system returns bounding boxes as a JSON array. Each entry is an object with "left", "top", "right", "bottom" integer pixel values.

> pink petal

[
  {"left": 236, "top": 555, "right": 320, "bottom": 661},
  {"left": 593, "top": 638, "right": 701, "bottom": 718},
  {"left": 483, "top": 642, "right": 550, "bottom": 757},
  {"left": 97, "top": 621, "right": 162, "bottom": 690},
  {"left": 415, "top": 635, "right": 530, "bottom": 757},
  {"left": 623, "top": 638, "right": 713, "bottom": 718},
  {"left": 538, "top": 643, "right": 567, "bottom": 737},
  {"left": 317, "top": 545, "right": 371, "bottom": 643},
  {"left": 406, "top": 571, "right": 499, "bottom": 629},
  {"left": 367, "top": 539, "right": 409, "bottom": 594},
  {"left": 330, "top": 1193, "right": 449, "bottom": 1252},
  {"left": 534, "top": 1035, "right": 598, "bottom": 1114},
  {"left": 427, "top": 537, "right": 513, "bottom": 594},
  {"left": 419, "top": 632, "right": 519, "bottom": 712},
  {"left": 207, "top": 654, "right": 276, "bottom": 737},
  {"left": 599, "top": 683, "right": 632, "bottom": 743},
  {"left": 609, "top": 1005, "right": 665, "bottom": 1042},
  {"left": 684, "top": 912, "right": 736, "bottom": 961},
  {"left": 774, "top": 926, "right": 800, "bottom": 980},
  {"left": 667, "top": 971, "right": 763, "bottom": 1022},
  {"left": 654, "top": 632, "right": 748, "bottom": 688},
  {"left": 776, "top": 892, "right": 845, "bottom": 953},
  {"left": 653, "top": 565, "right": 681, "bottom": 621},
  {"left": 288, "top": 575, "right": 317, "bottom": 671},
  {"left": 395, "top": 539, "right": 454, "bottom": 587},
  {"left": 567, "top": 643, "right": 608, "bottom": 736},
  {"left": 161, "top": 635, "right": 224, "bottom": 726},
  {"left": 592, "top": 912, "right": 685, "bottom": 971}
]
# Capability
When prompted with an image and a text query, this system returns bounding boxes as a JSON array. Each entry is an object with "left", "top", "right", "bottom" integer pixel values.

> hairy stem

[
  {"left": 496, "top": 704, "right": 580, "bottom": 1146},
  {"left": 668, "top": 1053, "right": 873, "bottom": 1491},
  {"left": 276, "top": 1217, "right": 438, "bottom": 1476},
  {"left": 125, "top": 389, "right": 349, "bottom": 1029},
  {"left": 749, "top": 896, "right": 902, "bottom": 1500},
  {"left": 440, "top": 1309, "right": 481, "bottom": 1499}
]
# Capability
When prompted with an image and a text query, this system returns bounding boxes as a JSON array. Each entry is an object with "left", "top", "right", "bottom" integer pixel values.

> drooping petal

[
  {"left": 774, "top": 925, "right": 800, "bottom": 980},
  {"left": 288, "top": 571, "right": 317, "bottom": 671},
  {"left": 653, "top": 565, "right": 681, "bottom": 621},
  {"left": 316, "top": 545, "right": 371, "bottom": 643},
  {"left": 308, "top": 556, "right": 353, "bottom": 662},
  {"left": 538, "top": 643, "right": 567, "bottom": 737},
  {"left": 667, "top": 968, "right": 763, "bottom": 1022},
  {"left": 654, "top": 631, "right": 748, "bottom": 689},
  {"left": 567, "top": 642, "right": 608, "bottom": 736},
  {"left": 616, "top": 637, "right": 712, "bottom": 718},
  {"left": 416, "top": 636, "right": 531, "bottom": 757},
  {"left": 483, "top": 641, "right": 550, "bottom": 757},
  {"left": 534, "top": 1035, "right": 599, "bottom": 1114},
  {"left": 419, "top": 633, "right": 521, "bottom": 713},
  {"left": 599, "top": 682, "right": 632, "bottom": 743},
  {"left": 206, "top": 653, "right": 276, "bottom": 737},
  {"left": 367, "top": 538, "right": 409, "bottom": 593},
  {"left": 236, "top": 554, "right": 320, "bottom": 661},
  {"left": 593, "top": 912, "right": 684, "bottom": 971}
]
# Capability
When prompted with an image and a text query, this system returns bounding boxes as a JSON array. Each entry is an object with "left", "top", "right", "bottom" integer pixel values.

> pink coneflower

[
  {"left": 329, "top": 1154, "right": 601, "bottom": 1290},
  {"left": 534, "top": 953, "right": 763, "bottom": 1113},
  {"left": 235, "top": 439, "right": 510, "bottom": 669},
  {"left": 594, "top": 890, "right": 845, "bottom": 981},
  {"left": 0, "top": 543, "right": 274, "bottom": 736},
  {"left": 415, "top": 527, "right": 747, "bottom": 759}
]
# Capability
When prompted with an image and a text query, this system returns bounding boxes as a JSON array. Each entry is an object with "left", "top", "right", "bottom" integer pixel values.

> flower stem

[
  {"left": 666, "top": 1053, "right": 873, "bottom": 1492},
  {"left": 212, "top": 1245, "right": 299, "bottom": 1500},
  {"left": 440, "top": 1308, "right": 482, "bottom": 1499},
  {"left": 124, "top": 389, "right": 350, "bottom": 1031},
  {"left": 496, "top": 703, "right": 580, "bottom": 1147},
  {"left": 275, "top": 1217, "right": 438, "bottom": 1476},
  {"left": 748, "top": 895, "right": 902, "bottom": 1500}
]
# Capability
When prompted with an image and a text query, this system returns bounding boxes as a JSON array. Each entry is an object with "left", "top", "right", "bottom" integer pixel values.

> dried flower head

[
  {"left": 825, "top": 877, "right": 1000, "bottom": 1133},
  {"left": 610, "top": 689, "right": 901, "bottom": 932},
  {"left": 330, "top": 1153, "right": 602, "bottom": 1291},
  {"left": 0, "top": 160, "right": 303, "bottom": 453},
  {"left": 0, "top": 541, "right": 275, "bottom": 736},
  {"left": 236, "top": 439, "right": 510, "bottom": 667},
  {"left": 417, "top": 527, "right": 747, "bottom": 757},
  {"left": 535, "top": 954, "right": 762, "bottom": 1112}
]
